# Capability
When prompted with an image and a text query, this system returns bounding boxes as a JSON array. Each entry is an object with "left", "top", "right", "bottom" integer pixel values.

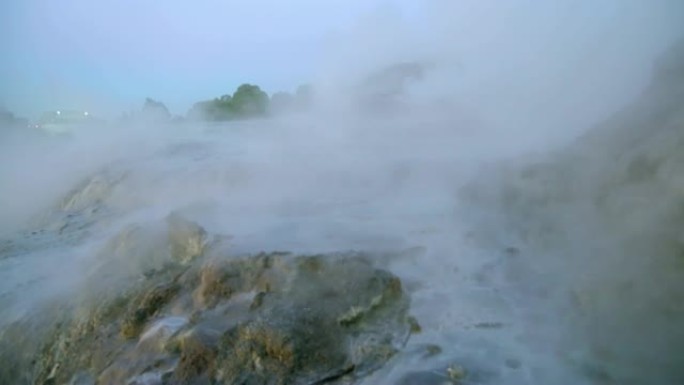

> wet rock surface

[{"left": 0, "top": 217, "right": 414, "bottom": 385}]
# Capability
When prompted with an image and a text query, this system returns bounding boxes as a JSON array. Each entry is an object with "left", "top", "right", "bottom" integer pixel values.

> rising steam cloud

[{"left": 1, "top": 1, "right": 684, "bottom": 384}]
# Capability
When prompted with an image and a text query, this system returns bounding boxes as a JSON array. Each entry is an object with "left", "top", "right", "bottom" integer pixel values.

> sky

[
  {"left": 1, "top": 0, "right": 401, "bottom": 118},
  {"left": 1, "top": 0, "right": 683, "bottom": 120}
]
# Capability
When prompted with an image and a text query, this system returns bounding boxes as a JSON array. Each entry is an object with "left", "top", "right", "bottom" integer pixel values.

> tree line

[
  {"left": 140, "top": 83, "right": 312, "bottom": 123},
  {"left": 6, "top": 61, "right": 425, "bottom": 127},
  {"left": 2, "top": 82, "right": 314, "bottom": 132}
]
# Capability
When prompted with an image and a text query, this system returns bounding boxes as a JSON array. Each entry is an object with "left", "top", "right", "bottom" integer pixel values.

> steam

[{"left": 2, "top": 1, "right": 684, "bottom": 384}]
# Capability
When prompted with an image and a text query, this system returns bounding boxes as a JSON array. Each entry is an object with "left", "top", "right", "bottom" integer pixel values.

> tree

[
  {"left": 214, "top": 94, "right": 234, "bottom": 120},
  {"left": 188, "top": 100, "right": 215, "bottom": 121},
  {"left": 186, "top": 85, "right": 270, "bottom": 121},
  {"left": 142, "top": 98, "right": 171, "bottom": 121},
  {"left": 231, "top": 84, "right": 269, "bottom": 118},
  {"left": 187, "top": 94, "right": 235, "bottom": 121}
]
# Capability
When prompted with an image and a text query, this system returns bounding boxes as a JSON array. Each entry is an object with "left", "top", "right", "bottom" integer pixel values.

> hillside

[{"left": 462, "top": 39, "right": 684, "bottom": 384}]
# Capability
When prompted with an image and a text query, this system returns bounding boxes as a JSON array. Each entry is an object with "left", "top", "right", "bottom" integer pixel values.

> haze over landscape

[
  {"left": 1, "top": 1, "right": 684, "bottom": 384},
  {"left": 1, "top": 1, "right": 681, "bottom": 119}
]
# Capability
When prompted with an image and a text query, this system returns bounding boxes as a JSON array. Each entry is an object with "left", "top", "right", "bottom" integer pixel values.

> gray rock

[{"left": 0, "top": 227, "right": 413, "bottom": 385}]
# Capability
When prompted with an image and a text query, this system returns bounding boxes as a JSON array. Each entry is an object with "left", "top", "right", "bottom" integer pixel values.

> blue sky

[
  {"left": 1, "top": 0, "right": 407, "bottom": 117},
  {"left": 2, "top": 1, "right": 683, "bottom": 119}
]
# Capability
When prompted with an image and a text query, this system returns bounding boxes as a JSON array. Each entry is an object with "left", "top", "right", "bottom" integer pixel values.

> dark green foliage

[
  {"left": 187, "top": 83, "right": 312, "bottom": 121},
  {"left": 188, "top": 97, "right": 232, "bottom": 121},
  {"left": 231, "top": 84, "right": 269, "bottom": 117},
  {"left": 187, "top": 84, "right": 270, "bottom": 121}
]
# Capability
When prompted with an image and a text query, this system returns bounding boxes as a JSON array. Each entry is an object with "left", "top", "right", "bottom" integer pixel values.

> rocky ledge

[{"left": 0, "top": 214, "right": 416, "bottom": 385}]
